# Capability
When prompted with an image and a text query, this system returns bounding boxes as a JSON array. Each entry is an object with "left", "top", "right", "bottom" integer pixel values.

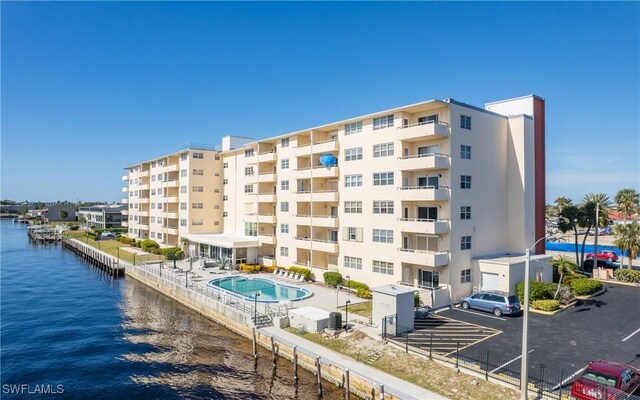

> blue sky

[{"left": 2, "top": 2, "right": 639, "bottom": 204}]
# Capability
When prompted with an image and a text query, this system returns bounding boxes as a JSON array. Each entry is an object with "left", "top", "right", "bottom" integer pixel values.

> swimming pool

[{"left": 207, "top": 276, "right": 312, "bottom": 303}]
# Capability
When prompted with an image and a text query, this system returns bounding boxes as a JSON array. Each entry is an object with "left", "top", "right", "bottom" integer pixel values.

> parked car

[
  {"left": 586, "top": 251, "right": 618, "bottom": 262},
  {"left": 582, "top": 259, "right": 620, "bottom": 273},
  {"left": 571, "top": 360, "right": 640, "bottom": 399},
  {"left": 460, "top": 291, "right": 521, "bottom": 317}
]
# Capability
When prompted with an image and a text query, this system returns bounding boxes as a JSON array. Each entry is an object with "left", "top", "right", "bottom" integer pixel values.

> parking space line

[
  {"left": 622, "top": 327, "right": 640, "bottom": 342},
  {"left": 490, "top": 349, "right": 534, "bottom": 373},
  {"left": 550, "top": 366, "right": 587, "bottom": 391},
  {"left": 451, "top": 307, "right": 507, "bottom": 321},
  {"left": 435, "top": 314, "right": 504, "bottom": 328}
]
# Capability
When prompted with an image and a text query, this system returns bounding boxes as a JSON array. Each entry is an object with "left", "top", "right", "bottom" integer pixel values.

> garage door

[{"left": 481, "top": 273, "right": 499, "bottom": 291}]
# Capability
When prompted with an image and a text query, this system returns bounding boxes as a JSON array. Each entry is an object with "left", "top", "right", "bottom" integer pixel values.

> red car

[
  {"left": 586, "top": 251, "right": 618, "bottom": 262},
  {"left": 571, "top": 360, "right": 640, "bottom": 400}
]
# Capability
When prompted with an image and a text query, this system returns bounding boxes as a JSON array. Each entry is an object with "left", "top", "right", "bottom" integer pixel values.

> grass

[
  {"left": 285, "top": 328, "right": 519, "bottom": 400},
  {"left": 63, "top": 230, "right": 163, "bottom": 264},
  {"left": 338, "top": 301, "right": 372, "bottom": 318}
]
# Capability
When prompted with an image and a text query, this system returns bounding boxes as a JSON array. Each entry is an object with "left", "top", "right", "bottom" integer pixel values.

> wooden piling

[
  {"left": 293, "top": 345, "right": 298, "bottom": 381},
  {"left": 344, "top": 368, "right": 350, "bottom": 400},
  {"left": 316, "top": 356, "right": 323, "bottom": 397},
  {"left": 270, "top": 336, "right": 277, "bottom": 367},
  {"left": 252, "top": 328, "right": 258, "bottom": 359}
]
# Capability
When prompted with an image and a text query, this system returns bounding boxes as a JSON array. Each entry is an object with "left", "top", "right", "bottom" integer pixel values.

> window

[
  {"left": 180, "top": 153, "right": 188, "bottom": 161},
  {"left": 373, "top": 115, "right": 394, "bottom": 130},
  {"left": 214, "top": 173, "right": 220, "bottom": 177},
  {"left": 373, "top": 172, "right": 394, "bottom": 186},
  {"left": 281, "top": 180, "right": 289, "bottom": 190},
  {"left": 223, "top": 179, "right": 228, "bottom": 185},
  {"left": 244, "top": 184, "right": 254, "bottom": 194},
  {"left": 150, "top": 216, "right": 155, "bottom": 223},
  {"left": 344, "top": 201, "right": 362, "bottom": 214},
  {"left": 280, "top": 224, "right": 289, "bottom": 234},
  {"left": 461, "top": 236, "right": 472, "bottom": 250},
  {"left": 157, "top": 203, "right": 163, "bottom": 210},
  {"left": 180, "top": 186, "right": 187, "bottom": 193},
  {"left": 281, "top": 202, "right": 289, "bottom": 212},
  {"left": 281, "top": 159, "right": 290, "bottom": 169},
  {"left": 344, "top": 147, "right": 363, "bottom": 161},
  {"left": 150, "top": 232, "right": 155, "bottom": 239},
  {"left": 373, "top": 229, "right": 393, "bottom": 243},
  {"left": 214, "top": 221, "right": 220, "bottom": 226},
  {"left": 193, "top": 152, "right": 204, "bottom": 159},
  {"left": 281, "top": 138, "right": 290, "bottom": 148},
  {"left": 151, "top": 189, "right": 156, "bottom": 195},
  {"left": 245, "top": 222, "right": 257, "bottom": 236},
  {"left": 461, "top": 269, "right": 472, "bottom": 283},
  {"left": 280, "top": 247, "right": 289, "bottom": 257},
  {"left": 461, "top": 175, "right": 472, "bottom": 189},
  {"left": 181, "top": 169, "right": 187, "bottom": 177},
  {"left": 180, "top": 219, "right": 187, "bottom": 227},
  {"left": 223, "top": 195, "right": 228, "bottom": 201},
  {"left": 373, "top": 201, "right": 394, "bottom": 214},
  {"left": 192, "top": 203, "right": 203, "bottom": 209},
  {"left": 460, "top": 206, "right": 471, "bottom": 220},
  {"left": 418, "top": 115, "right": 438, "bottom": 124},
  {"left": 461, "top": 145, "right": 471, "bottom": 159},
  {"left": 157, "top": 173, "right": 163, "bottom": 181},
  {"left": 344, "top": 227, "right": 363, "bottom": 242},
  {"left": 460, "top": 115, "right": 472, "bottom": 130},
  {"left": 223, "top": 211, "right": 228, "bottom": 217},
  {"left": 244, "top": 149, "right": 255, "bottom": 157},
  {"left": 373, "top": 260, "right": 394, "bottom": 275},
  {"left": 344, "top": 256, "right": 362, "bottom": 270},
  {"left": 214, "top": 189, "right": 220, "bottom": 193},
  {"left": 344, "top": 121, "right": 363, "bottom": 135},
  {"left": 192, "top": 219, "right": 203, "bottom": 226},
  {"left": 223, "top": 162, "right": 228, "bottom": 168},
  {"left": 373, "top": 142, "right": 394, "bottom": 158},
  {"left": 193, "top": 186, "right": 204, "bottom": 192},
  {"left": 193, "top": 169, "right": 204, "bottom": 175},
  {"left": 151, "top": 175, "right": 156, "bottom": 182},
  {"left": 244, "top": 166, "right": 254, "bottom": 176},
  {"left": 345, "top": 174, "right": 362, "bottom": 187},
  {"left": 180, "top": 202, "right": 187, "bottom": 210}
]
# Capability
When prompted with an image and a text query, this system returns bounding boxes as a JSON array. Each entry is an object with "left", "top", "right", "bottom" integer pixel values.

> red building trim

[{"left": 534, "top": 98, "right": 546, "bottom": 254}]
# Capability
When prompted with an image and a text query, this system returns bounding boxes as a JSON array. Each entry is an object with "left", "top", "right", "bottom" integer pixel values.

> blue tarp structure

[
  {"left": 319, "top": 154, "right": 337, "bottom": 167},
  {"left": 546, "top": 242, "right": 626, "bottom": 257}
]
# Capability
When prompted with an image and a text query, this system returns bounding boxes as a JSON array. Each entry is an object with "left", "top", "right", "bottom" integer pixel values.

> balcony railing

[{"left": 398, "top": 121, "right": 450, "bottom": 141}]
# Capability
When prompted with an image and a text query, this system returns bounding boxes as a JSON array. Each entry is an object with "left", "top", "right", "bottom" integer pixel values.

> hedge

[
  {"left": 571, "top": 279, "right": 603, "bottom": 296},
  {"left": 613, "top": 269, "right": 640, "bottom": 283},
  {"left": 562, "top": 273, "right": 588, "bottom": 286},
  {"left": 345, "top": 280, "right": 372, "bottom": 299},
  {"left": 288, "top": 266, "right": 311, "bottom": 281},
  {"left": 239, "top": 263, "right": 261, "bottom": 273},
  {"left": 323, "top": 271, "right": 343, "bottom": 287},
  {"left": 160, "top": 247, "right": 183, "bottom": 260},
  {"left": 531, "top": 299, "right": 560, "bottom": 312},
  {"left": 516, "top": 281, "right": 556, "bottom": 304},
  {"left": 140, "top": 239, "right": 159, "bottom": 252},
  {"left": 261, "top": 265, "right": 277, "bottom": 273},
  {"left": 69, "top": 225, "right": 80, "bottom": 231}
]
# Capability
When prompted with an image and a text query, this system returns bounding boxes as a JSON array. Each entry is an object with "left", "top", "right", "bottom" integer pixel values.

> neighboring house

[
  {"left": 122, "top": 94, "right": 546, "bottom": 307},
  {"left": 27, "top": 209, "right": 48, "bottom": 218},
  {"left": 78, "top": 204, "right": 127, "bottom": 230},
  {"left": 46, "top": 204, "right": 76, "bottom": 222}
]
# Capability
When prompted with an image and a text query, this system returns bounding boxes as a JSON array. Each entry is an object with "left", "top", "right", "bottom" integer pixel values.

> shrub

[
  {"left": 93, "top": 228, "right": 104, "bottom": 237},
  {"left": 554, "top": 285, "right": 575, "bottom": 305},
  {"left": 343, "top": 280, "right": 371, "bottom": 298},
  {"left": 516, "top": 281, "right": 556, "bottom": 304},
  {"left": 261, "top": 265, "right": 276, "bottom": 273},
  {"left": 562, "top": 273, "right": 588, "bottom": 286},
  {"left": 613, "top": 269, "right": 640, "bottom": 283},
  {"left": 69, "top": 225, "right": 79, "bottom": 231},
  {"left": 160, "top": 246, "right": 181, "bottom": 260},
  {"left": 571, "top": 279, "right": 603, "bottom": 296},
  {"left": 175, "top": 250, "right": 184, "bottom": 260},
  {"left": 414, "top": 292, "right": 421, "bottom": 308},
  {"left": 239, "top": 263, "right": 261, "bottom": 273},
  {"left": 531, "top": 299, "right": 560, "bottom": 312},
  {"left": 356, "top": 287, "right": 372, "bottom": 299},
  {"left": 140, "top": 239, "right": 159, "bottom": 252},
  {"left": 323, "top": 271, "right": 343, "bottom": 287},
  {"left": 288, "top": 266, "right": 312, "bottom": 281}
]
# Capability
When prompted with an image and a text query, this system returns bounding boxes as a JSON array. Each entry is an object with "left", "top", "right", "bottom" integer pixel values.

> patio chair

[
  {"left": 272, "top": 269, "right": 278, "bottom": 276},
  {"left": 285, "top": 272, "right": 292, "bottom": 279},
  {"left": 298, "top": 274, "right": 305, "bottom": 282},
  {"left": 289, "top": 273, "right": 298, "bottom": 281}
]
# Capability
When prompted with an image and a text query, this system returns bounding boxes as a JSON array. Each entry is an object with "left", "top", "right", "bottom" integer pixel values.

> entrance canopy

[{"left": 186, "top": 233, "right": 260, "bottom": 248}]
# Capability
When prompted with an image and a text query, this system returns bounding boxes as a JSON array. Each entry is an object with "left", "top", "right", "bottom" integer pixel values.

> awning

[{"left": 186, "top": 233, "right": 260, "bottom": 249}]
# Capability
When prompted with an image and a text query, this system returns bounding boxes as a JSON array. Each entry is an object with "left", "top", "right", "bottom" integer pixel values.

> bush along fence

[{"left": 381, "top": 316, "right": 573, "bottom": 400}]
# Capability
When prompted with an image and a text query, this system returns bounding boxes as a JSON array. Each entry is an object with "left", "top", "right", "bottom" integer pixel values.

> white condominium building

[{"left": 122, "top": 95, "right": 546, "bottom": 306}]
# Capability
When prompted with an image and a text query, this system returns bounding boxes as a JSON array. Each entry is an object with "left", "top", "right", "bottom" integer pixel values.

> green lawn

[
  {"left": 63, "top": 231, "right": 163, "bottom": 264},
  {"left": 338, "top": 301, "right": 372, "bottom": 318}
]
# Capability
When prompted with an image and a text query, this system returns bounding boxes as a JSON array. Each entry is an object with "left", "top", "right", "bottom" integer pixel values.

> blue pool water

[{"left": 208, "top": 276, "right": 312, "bottom": 303}]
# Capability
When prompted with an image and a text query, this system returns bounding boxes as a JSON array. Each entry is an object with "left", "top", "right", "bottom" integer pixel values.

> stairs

[{"left": 254, "top": 314, "right": 272, "bottom": 328}]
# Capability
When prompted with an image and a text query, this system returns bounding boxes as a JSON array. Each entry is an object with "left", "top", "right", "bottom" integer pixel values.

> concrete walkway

[{"left": 260, "top": 326, "right": 446, "bottom": 400}]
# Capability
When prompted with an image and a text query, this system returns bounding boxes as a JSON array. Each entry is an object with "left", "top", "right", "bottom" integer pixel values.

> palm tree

[
  {"left": 613, "top": 222, "right": 640, "bottom": 269},
  {"left": 551, "top": 255, "right": 577, "bottom": 299},
  {"left": 614, "top": 188, "right": 640, "bottom": 221},
  {"left": 554, "top": 197, "right": 573, "bottom": 214},
  {"left": 558, "top": 205, "right": 582, "bottom": 265}
]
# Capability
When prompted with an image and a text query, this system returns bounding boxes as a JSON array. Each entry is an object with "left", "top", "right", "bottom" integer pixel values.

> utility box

[
  {"left": 288, "top": 306, "right": 330, "bottom": 333},
  {"left": 372, "top": 284, "right": 415, "bottom": 336}
]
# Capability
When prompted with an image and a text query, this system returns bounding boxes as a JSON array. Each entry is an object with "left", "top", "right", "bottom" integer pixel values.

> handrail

[
  {"left": 398, "top": 153, "right": 449, "bottom": 160},
  {"left": 294, "top": 214, "right": 337, "bottom": 218},
  {"left": 258, "top": 171, "right": 275, "bottom": 175},
  {"left": 258, "top": 149, "right": 276, "bottom": 155},
  {"left": 398, "top": 185, "right": 450, "bottom": 190},
  {"left": 397, "top": 120, "right": 449, "bottom": 129},
  {"left": 293, "top": 237, "right": 337, "bottom": 244},
  {"left": 397, "top": 217, "right": 449, "bottom": 223},
  {"left": 398, "top": 248, "right": 449, "bottom": 255}
]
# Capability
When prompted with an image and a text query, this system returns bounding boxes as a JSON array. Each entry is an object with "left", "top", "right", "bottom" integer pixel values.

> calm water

[
  {"left": 0, "top": 219, "right": 341, "bottom": 399},
  {"left": 209, "top": 276, "right": 311, "bottom": 303}
]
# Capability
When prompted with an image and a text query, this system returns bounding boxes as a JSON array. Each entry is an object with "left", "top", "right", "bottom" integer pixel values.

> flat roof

[
  {"left": 186, "top": 232, "right": 260, "bottom": 249},
  {"left": 474, "top": 252, "right": 553, "bottom": 265},
  {"left": 371, "top": 284, "right": 416, "bottom": 296},
  {"left": 289, "top": 306, "right": 330, "bottom": 320}
]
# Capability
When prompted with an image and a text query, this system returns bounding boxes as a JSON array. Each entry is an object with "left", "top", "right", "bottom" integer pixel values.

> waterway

[{"left": 0, "top": 219, "right": 341, "bottom": 399}]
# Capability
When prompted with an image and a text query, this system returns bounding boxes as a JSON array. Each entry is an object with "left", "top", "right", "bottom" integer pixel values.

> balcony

[
  {"left": 398, "top": 153, "right": 450, "bottom": 171},
  {"left": 258, "top": 150, "right": 277, "bottom": 163},
  {"left": 257, "top": 172, "right": 277, "bottom": 182},
  {"left": 294, "top": 165, "right": 339, "bottom": 179},
  {"left": 138, "top": 223, "right": 150, "bottom": 230},
  {"left": 257, "top": 214, "right": 276, "bottom": 224},
  {"left": 165, "top": 164, "right": 179, "bottom": 172},
  {"left": 397, "top": 218, "right": 450, "bottom": 234},
  {"left": 122, "top": 199, "right": 129, "bottom": 204},
  {"left": 398, "top": 121, "right": 449, "bottom": 142},
  {"left": 257, "top": 193, "right": 277, "bottom": 203},
  {"left": 122, "top": 210, "right": 129, "bottom": 215},
  {"left": 121, "top": 221, "right": 128, "bottom": 227},
  {"left": 294, "top": 237, "right": 338, "bottom": 253},
  {"left": 258, "top": 233, "right": 276, "bottom": 245},
  {"left": 398, "top": 248, "right": 449, "bottom": 267},
  {"left": 135, "top": 210, "right": 150, "bottom": 217},
  {"left": 122, "top": 187, "right": 129, "bottom": 192},
  {"left": 137, "top": 184, "right": 150, "bottom": 190},
  {"left": 163, "top": 179, "right": 179, "bottom": 188},
  {"left": 294, "top": 139, "right": 338, "bottom": 154},
  {"left": 294, "top": 214, "right": 339, "bottom": 228},
  {"left": 398, "top": 186, "right": 449, "bottom": 201},
  {"left": 259, "top": 256, "right": 276, "bottom": 267},
  {"left": 164, "top": 212, "right": 179, "bottom": 219},
  {"left": 161, "top": 196, "right": 179, "bottom": 203},
  {"left": 294, "top": 190, "right": 338, "bottom": 202},
  {"left": 122, "top": 175, "right": 129, "bottom": 182},
  {"left": 162, "top": 226, "right": 179, "bottom": 235}
]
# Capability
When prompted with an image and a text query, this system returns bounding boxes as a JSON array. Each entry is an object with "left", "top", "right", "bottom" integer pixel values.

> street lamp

[
  {"left": 344, "top": 299, "right": 351, "bottom": 331},
  {"left": 346, "top": 275, "right": 350, "bottom": 289},
  {"left": 521, "top": 236, "right": 551, "bottom": 400},
  {"left": 254, "top": 293, "right": 261, "bottom": 323}
]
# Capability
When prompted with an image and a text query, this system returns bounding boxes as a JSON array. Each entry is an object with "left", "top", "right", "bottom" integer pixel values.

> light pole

[
  {"left": 346, "top": 275, "right": 350, "bottom": 289},
  {"left": 594, "top": 202, "right": 600, "bottom": 278},
  {"left": 521, "top": 236, "right": 550, "bottom": 400},
  {"left": 254, "top": 293, "right": 261, "bottom": 323},
  {"left": 344, "top": 299, "right": 351, "bottom": 331}
]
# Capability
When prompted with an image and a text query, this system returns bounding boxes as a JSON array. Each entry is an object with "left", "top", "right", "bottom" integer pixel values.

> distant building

[
  {"left": 46, "top": 204, "right": 77, "bottom": 222},
  {"left": 78, "top": 204, "right": 127, "bottom": 229},
  {"left": 27, "top": 209, "right": 48, "bottom": 218}
]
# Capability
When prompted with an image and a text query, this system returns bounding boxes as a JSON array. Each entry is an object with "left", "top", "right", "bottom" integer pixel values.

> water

[
  {"left": 209, "top": 276, "right": 311, "bottom": 303},
  {"left": 0, "top": 219, "right": 341, "bottom": 399}
]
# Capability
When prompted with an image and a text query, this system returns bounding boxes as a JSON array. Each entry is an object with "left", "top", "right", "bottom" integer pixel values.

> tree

[
  {"left": 59, "top": 209, "right": 69, "bottom": 219},
  {"left": 551, "top": 255, "right": 577, "bottom": 300},
  {"left": 614, "top": 188, "right": 640, "bottom": 221},
  {"left": 579, "top": 193, "right": 612, "bottom": 265},
  {"left": 613, "top": 222, "right": 640, "bottom": 269},
  {"left": 558, "top": 205, "right": 582, "bottom": 266},
  {"left": 554, "top": 197, "right": 573, "bottom": 214}
]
